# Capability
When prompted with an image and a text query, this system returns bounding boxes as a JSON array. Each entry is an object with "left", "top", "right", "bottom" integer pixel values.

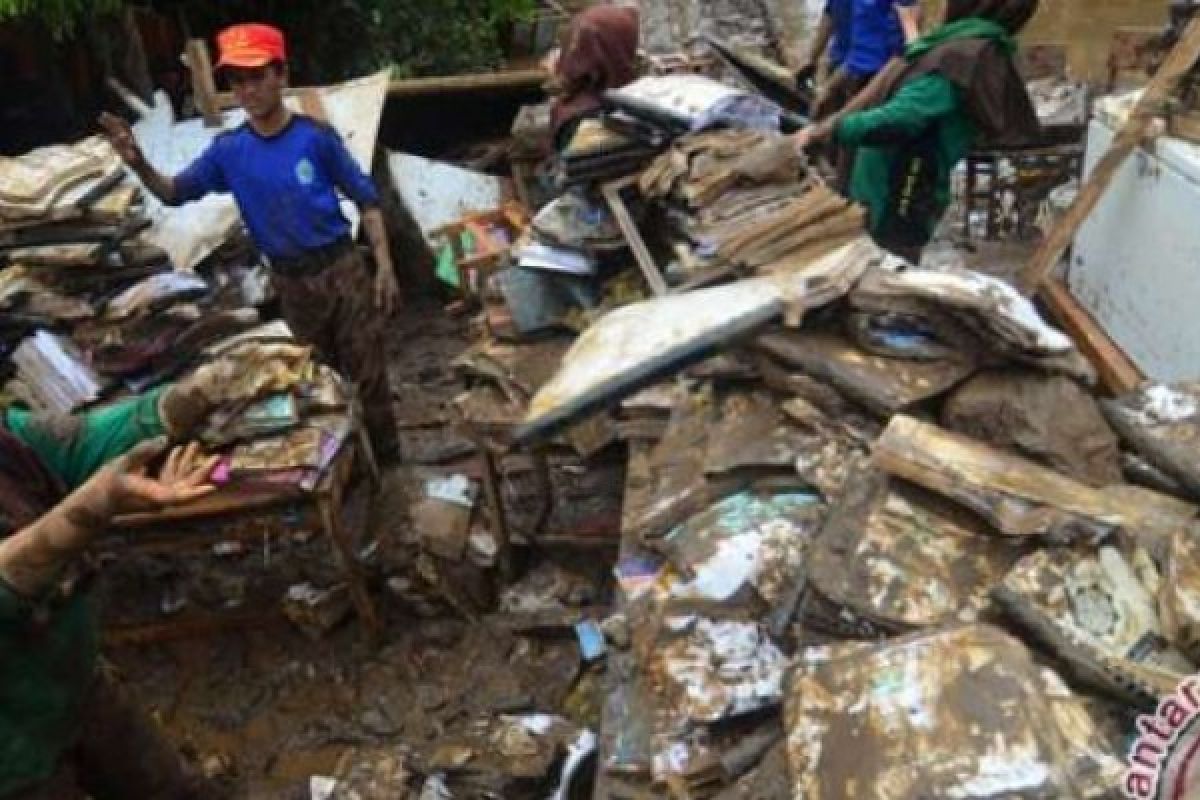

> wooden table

[{"left": 101, "top": 436, "right": 381, "bottom": 645}]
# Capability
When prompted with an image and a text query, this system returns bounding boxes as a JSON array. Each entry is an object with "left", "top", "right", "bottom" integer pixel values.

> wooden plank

[
  {"left": 386, "top": 68, "right": 547, "bottom": 97},
  {"left": 298, "top": 87, "right": 330, "bottom": 124},
  {"left": 1041, "top": 278, "right": 1144, "bottom": 396},
  {"left": 1017, "top": 15, "right": 1200, "bottom": 294},
  {"left": 603, "top": 177, "right": 670, "bottom": 297},
  {"left": 214, "top": 68, "right": 548, "bottom": 110},
  {"left": 872, "top": 416, "right": 1195, "bottom": 546},
  {"left": 185, "top": 39, "right": 223, "bottom": 128}
]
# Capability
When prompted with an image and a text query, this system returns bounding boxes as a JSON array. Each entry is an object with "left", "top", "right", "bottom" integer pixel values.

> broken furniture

[
  {"left": 960, "top": 144, "right": 1083, "bottom": 242},
  {"left": 102, "top": 426, "right": 381, "bottom": 645},
  {"left": 431, "top": 203, "right": 528, "bottom": 303}
]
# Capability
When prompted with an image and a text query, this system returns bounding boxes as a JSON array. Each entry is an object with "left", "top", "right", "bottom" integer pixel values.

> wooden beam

[
  {"left": 185, "top": 39, "right": 223, "bottom": 128},
  {"left": 603, "top": 176, "right": 670, "bottom": 297},
  {"left": 214, "top": 68, "right": 548, "bottom": 110},
  {"left": 1017, "top": 15, "right": 1200, "bottom": 294},
  {"left": 298, "top": 87, "right": 329, "bottom": 124},
  {"left": 386, "top": 68, "right": 548, "bottom": 97},
  {"left": 1040, "top": 278, "right": 1144, "bottom": 396}
]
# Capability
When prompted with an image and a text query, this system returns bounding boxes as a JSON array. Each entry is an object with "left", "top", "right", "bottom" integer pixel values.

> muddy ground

[{"left": 102, "top": 299, "right": 605, "bottom": 799}]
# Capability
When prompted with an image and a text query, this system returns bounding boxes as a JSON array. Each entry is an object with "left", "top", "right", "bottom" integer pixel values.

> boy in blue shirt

[{"left": 100, "top": 23, "right": 401, "bottom": 461}]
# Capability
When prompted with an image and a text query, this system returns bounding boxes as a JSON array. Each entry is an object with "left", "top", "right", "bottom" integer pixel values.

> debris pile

[{"left": 421, "top": 70, "right": 1200, "bottom": 798}]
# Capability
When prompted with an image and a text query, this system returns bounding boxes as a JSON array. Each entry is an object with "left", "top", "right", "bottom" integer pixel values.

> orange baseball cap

[{"left": 215, "top": 23, "right": 287, "bottom": 70}]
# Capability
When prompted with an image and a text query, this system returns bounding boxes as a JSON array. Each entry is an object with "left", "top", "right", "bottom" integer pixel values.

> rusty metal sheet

[
  {"left": 872, "top": 416, "right": 1197, "bottom": 546},
  {"left": 755, "top": 329, "right": 975, "bottom": 417},
  {"left": 993, "top": 544, "right": 1194, "bottom": 706},
  {"left": 1103, "top": 382, "right": 1200, "bottom": 501},
  {"left": 785, "top": 624, "right": 1077, "bottom": 799},
  {"left": 807, "top": 470, "right": 1026, "bottom": 633},
  {"left": 943, "top": 369, "right": 1123, "bottom": 487}
]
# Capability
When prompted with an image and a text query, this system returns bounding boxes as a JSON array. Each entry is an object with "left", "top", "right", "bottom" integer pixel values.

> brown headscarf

[
  {"left": 945, "top": 0, "right": 1039, "bottom": 34},
  {"left": 551, "top": 6, "right": 640, "bottom": 145}
]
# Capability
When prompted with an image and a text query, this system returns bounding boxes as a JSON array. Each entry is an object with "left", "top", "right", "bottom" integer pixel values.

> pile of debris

[
  {"left": 407, "top": 66, "right": 1200, "bottom": 797},
  {"left": 511, "top": 235, "right": 1200, "bottom": 798}
]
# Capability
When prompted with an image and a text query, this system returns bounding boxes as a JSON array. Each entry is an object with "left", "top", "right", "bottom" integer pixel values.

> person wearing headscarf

[
  {"left": 550, "top": 5, "right": 640, "bottom": 150},
  {"left": 0, "top": 368, "right": 237, "bottom": 798},
  {"left": 793, "top": 0, "right": 1041, "bottom": 262}
]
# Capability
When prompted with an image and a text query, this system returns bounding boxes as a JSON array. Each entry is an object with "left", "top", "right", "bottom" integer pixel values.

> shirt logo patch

[{"left": 295, "top": 158, "right": 316, "bottom": 186}]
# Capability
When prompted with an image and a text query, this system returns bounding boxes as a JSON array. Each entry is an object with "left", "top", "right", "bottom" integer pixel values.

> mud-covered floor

[{"left": 103, "top": 298, "right": 606, "bottom": 799}]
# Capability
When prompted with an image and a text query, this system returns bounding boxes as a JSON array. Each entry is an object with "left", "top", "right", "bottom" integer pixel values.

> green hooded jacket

[{"left": 835, "top": 18, "right": 1018, "bottom": 253}]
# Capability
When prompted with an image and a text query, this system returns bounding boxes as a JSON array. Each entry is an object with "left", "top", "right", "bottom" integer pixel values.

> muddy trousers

[
  {"left": 272, "top": 249, "right": 401, "bottom": 462},
  {"left": 12, "top": 676, "right": 223, "bottom": 800}
]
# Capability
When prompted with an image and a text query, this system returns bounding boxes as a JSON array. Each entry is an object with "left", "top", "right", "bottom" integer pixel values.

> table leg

[{"left": 317, "top": 483, "right": 382, "bottom": 644}]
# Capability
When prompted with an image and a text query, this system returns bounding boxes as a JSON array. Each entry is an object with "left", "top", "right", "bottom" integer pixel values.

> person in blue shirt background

[
  {"left": 806, "top": 0, "right": 921, "bottom": 189},
  {"left": 100, "top": 23, "right": 401, "bottom": 462},
  {"left": 797, "top": 0, "right": 854, "bottom": 81},
  {"left": 808, "top": 0, "right": 920, "bottom": 120},
  {"left": 846, "top": 0, "right": 921, "bottom": 83}
]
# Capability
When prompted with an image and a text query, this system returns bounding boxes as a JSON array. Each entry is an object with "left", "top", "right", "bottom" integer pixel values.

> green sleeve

[
  {"left": 835, "top": 74, "right": 961, "bottom": 147},
  {"left": 4, "top": 388, "right": 167, "bottom": 490}
]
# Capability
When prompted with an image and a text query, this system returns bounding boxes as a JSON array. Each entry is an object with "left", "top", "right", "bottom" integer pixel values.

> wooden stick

[
  {"left": 603, "top": 176, "right": 670, "bottom": 297},
  {"left": 1040, "top": 278, "right": 1144, "bottom": 395},
  {"left": 1017, "top": 16, "right": 1200, "bottom": 294},
  {"left": 185, "top": 39, "right": 223, "bottom": 128}
]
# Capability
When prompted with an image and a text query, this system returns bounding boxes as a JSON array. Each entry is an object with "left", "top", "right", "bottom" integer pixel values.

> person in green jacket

[
  {"left": 0, "top": 370, "right": 232, "bottom": 799},
  {"left": 793, "top": 0, "right": 1041, "bottom": 262}
]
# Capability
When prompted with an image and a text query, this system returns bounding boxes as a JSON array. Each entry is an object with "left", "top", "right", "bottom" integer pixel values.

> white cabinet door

[{"left": 1071, "top": 120, "right": 1200, "bottom": 382}]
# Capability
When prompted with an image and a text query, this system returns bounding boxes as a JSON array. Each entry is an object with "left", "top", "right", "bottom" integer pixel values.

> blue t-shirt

[
  {"left": 173, "top": 115, "right": 380, "bottom": 260},
  {"left": 844, "top": 0, "right": 916, "bottom": 78},
  {"left": 825, "top": 0, "right": 854, "bottom": 67}
]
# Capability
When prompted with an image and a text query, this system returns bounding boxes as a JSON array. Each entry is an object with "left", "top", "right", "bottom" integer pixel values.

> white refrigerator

[{"left": 1071, "top": 116, "right": 1200, "bottom": 382}]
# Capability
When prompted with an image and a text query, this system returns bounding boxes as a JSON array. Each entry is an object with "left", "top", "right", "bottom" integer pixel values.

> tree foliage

[
  {"left": 0, "top": 0, "right": 123, "bottom": 34},
  {"left": 153, "top": 0, "right": 538, "bottom": 82},
  {"left": 0, "top": 0, "right": 537, "bottom": 78}
]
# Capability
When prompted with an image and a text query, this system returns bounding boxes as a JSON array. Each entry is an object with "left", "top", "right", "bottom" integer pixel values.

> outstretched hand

[
  {"left": 100, "top": 438, "right": 218, "bottom": 517},
  {"left": 98, "top": 112, "right": 144, "bottom": 168}
]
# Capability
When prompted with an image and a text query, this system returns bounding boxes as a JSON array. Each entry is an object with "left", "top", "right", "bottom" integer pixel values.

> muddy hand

[
  {"left": 374, "top": 266, "right": 400, "bottom": 317},
  {"left": 105, "top": 438, "right": 218, "bottom": 514},
  {"left": 98, "top": 112, "right": 144, "bottom": 167}
]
